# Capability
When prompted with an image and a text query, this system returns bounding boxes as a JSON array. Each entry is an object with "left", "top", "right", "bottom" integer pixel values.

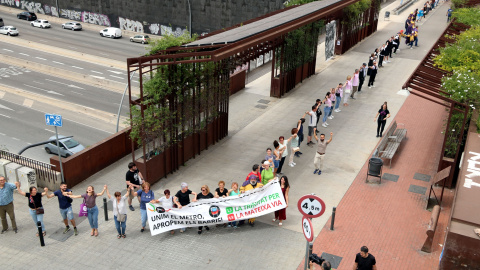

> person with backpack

[{"left": 46, "top": 182, "right": 78, "bottom": 236}]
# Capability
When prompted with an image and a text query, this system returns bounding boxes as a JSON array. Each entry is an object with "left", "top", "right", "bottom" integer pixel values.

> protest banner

[{"left": 146, "top": 180, "right": 286, "bottom": 235}]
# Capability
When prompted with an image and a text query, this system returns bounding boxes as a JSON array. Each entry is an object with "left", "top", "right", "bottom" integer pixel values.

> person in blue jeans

[
  {"left": 16, "top": 184, "right": 48, "bottom": 237},
  {"left": 69, "top": 185, "right": 106, "bottom": 237},
  {"left": 106, "top": 186, "right": 130, "bottom": 238},
  {"left": 131, "top": 182, "right": 154, "bottom": 233},
  {"left": 322, "top": 92, "right": 332, "bottom": 128}
]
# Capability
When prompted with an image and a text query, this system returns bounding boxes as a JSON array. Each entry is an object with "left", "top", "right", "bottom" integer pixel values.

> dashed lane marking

[
  {"left": 110, "top": 75, "right": 124, "bottom": 80},
  {"left": 72, "top": 66, "right": 84, "bottom": 70},
  {"left": 0, "top": 133, "right": 5, "bottom": 136},
  {"left": 108, "top": 70, "right": 123, "bottom": 75},
  {"left": 52, "top": 61, "right": 65, "bottom": 65},
  {"left": 45, "top": 129, "right": 55, "bottom": 133},
  {"left": 71, "top": 91, "right": 83, "bottom": 95},
  {"left": 2, "top": 49, "right": 13, "bottom": 52},
  {"left": 12, "top": 137, "right": 20, "bottom": 141},
  {"left": 35, "top": 57, "right": 47, "bottom": 61},
  {"left": 92, "top": 76, "right": 105, "bottom": 79},
  {"left": 23, "top": 99, "right": 34, "bottom": 108},
  {"left": 0, "top": 113, "right": 11, "bottom": 118},
  {"left": 19, "top": 53, "right": 29, "bottom": 56},
  {"left": 91, "top": 70, "right": 103, "bottom": 74}
]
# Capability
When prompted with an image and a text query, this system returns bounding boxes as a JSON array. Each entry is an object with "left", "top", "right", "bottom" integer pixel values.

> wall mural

[
  {"left": 0, "top": 0, "right": 188, "bottom": 36},
  {"left": 325, "top": 20, "right": 336, "bottom": 60}
]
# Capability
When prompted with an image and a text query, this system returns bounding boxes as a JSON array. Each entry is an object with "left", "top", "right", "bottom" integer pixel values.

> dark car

[{"left": 17, "top": 12, "right": 37, "bottom": 21}]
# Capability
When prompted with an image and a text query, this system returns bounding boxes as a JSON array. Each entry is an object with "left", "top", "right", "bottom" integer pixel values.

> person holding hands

[
  {"left": 16, "top": 183, "right": 48, "bottom": 237},
  {"left": 68, "top": 185, "right": 107, "bottom": 237}
]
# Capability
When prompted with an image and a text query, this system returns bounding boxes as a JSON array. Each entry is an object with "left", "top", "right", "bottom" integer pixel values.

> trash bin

[{"left": 367, "top": 157, "right": 383, "bottom": 183}]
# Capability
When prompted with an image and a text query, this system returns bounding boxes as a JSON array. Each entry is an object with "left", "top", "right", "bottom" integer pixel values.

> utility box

[
  {"left": 18, "top": 167, "right": 37, "bottom": 193},
  {"left": 5, "top": 162, "right": 22, "bottom": 182},
  {"left": 0, "top": 159, "right": 11, "bottom": 178}
]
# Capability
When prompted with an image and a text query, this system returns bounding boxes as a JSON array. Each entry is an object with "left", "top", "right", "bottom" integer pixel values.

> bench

[
  {"left": 375, "top": 120, "right": 407, "bottom": 168},
  {"left": 421, "top": 205, "right": 440, "bottom": 253},
  {"left": 392, "top": 0, "right": 416, "bottom": 15}
]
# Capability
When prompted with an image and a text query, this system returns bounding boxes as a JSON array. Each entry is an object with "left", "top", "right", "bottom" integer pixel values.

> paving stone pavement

[{"left": 0, "top": 0, "right": 453, "bottom": 269}]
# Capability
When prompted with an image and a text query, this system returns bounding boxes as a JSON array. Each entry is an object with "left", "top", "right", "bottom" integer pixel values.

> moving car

[
  {"left": 0, "top": 26, "right": 19, "bottom": 36},
  {"left": 17, "top": 12, "right": 37, "bottom": 21},
  {"left": 30, "top": 19, "right": 51, "bottom": 28},
  {"left": 130, "top": 35, "right": 150, "bottom": 44},
  {"left": 99, "top": 27, "right": 122, "bottom": 39},
  {"left": 44, "top": 135, "right": 85, "bottom": 157},
  {"left": 62, "top": 22, "right": 82, "bottom": 31}
]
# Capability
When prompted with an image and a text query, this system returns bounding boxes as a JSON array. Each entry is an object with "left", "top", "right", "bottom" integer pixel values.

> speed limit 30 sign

[{"left": 297, "top": 194, "right": 326, "bottom": 218}]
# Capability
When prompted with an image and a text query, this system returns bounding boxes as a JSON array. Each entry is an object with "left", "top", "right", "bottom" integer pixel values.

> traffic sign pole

[
  {"left": 55, "top": 126, "right": 64, "bottom": 182},
  {"left": 298, "top": 194, "right": 325, "bottom": 270}
]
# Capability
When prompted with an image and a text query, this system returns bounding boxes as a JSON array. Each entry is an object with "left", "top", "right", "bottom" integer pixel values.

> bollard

[
  {"left": 103, "top": 197, "right": 108, "bottom": 221},
  {"left": 37, "top": 221, "right": 45, "bottom": 246},
  {"left": 330, "top": 207, "right": 336, "bottom": 231}
]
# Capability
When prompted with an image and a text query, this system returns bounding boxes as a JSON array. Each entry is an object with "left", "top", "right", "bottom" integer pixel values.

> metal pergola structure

[
  {"left": 403, "top": 20, "right": 471, "bottom": 191},
  {"left": 126, "top": 0, "right": 380, "bottom": 183}
]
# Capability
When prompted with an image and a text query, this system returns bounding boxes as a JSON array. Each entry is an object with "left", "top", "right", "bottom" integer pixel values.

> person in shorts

[
  {"left": 126, "top": 162, "right": 144, "bottom": 211},
  {"left": 47, "top": 182, "right": 78, "bottom": 235}
]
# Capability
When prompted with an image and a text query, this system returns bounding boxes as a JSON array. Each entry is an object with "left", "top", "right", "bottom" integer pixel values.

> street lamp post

[{"left": 187, "top": 0, "right": 192, "bottom": 37}]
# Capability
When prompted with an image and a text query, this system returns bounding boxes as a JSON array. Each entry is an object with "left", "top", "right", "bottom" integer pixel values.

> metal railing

[{"left": 0, "top": 150, "right": 58, "bottom": 183}]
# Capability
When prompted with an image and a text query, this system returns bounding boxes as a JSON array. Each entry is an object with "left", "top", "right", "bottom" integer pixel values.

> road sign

[
  {"left": 297, "top": 194, "right": 326, "bottom": 218},
  {"left": 45, "top": 114, "right": 62, "bottom": 127},
  {"left": 302, "top": 216, "right": 314, "bottom": 242}
]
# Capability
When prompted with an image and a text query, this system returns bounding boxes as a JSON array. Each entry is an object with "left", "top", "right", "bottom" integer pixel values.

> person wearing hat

[
  {"left": 358, "top": 63, "right": 367, "bottom": 93},
  {"left": 240, "top": 175, "right": 264, "bottom": 227}
]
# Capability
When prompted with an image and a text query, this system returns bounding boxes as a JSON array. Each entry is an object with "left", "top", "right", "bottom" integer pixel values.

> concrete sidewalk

[{"left": 0, "top": 0, "right": 452, "bottom": 269}]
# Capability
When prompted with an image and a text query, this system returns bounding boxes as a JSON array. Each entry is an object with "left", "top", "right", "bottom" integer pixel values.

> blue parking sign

[{"left": 45, "top": 114, "right": 63, "bottom": 127}]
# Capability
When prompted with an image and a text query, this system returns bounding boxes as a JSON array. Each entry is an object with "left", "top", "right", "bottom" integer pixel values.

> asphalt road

[
  {"left": 0, "top": 62, "right": 130, "bottom": 114},
  {"left": 1, "top": 42, "right": 140, "bottom": 86},
  {"left": 0, "top": 10, "right": 148, "bottom": 62},
  {"left": 0, "top": 98, "right": 113, "bottom": 163}
]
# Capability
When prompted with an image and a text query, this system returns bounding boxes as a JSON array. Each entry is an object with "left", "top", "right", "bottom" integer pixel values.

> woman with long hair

[
  {"left": 17, "top": 186, "right": 48, "bottom": 237},
  {"left": 374, "top": 102, "right": 391, "bottom": 137},
  {"left": 69, "top": 185, "right": 106, "bottom": 236},
  {"left": 272, "top": 176, "right": 290, "bottom": 226}
]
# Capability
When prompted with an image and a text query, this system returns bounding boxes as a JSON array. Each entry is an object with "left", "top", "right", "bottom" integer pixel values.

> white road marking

[
  {"left": 35, "top": 57, "right": 47, "bottom": 61},
  {"left": 0, "top": 133, "right": 5, "bottom": 136},
  {"left": 92, "top": 76, "right": 105, "bottom": 79},
  {"left": 0, "top": 104, "right": 14, "bottom": 111},
  {"left": 12, "top": 137, "right": 20, "bottom": 141},
  {"left": 45, "top": 129, "right": 55, "bottom": 133},
  {"left": 91, "top": 70, "right": 103, "bottom": 74},
  {"left": 71, "top": 66, "right": 84, "bottom": 70},
  {"left": 44, "top": 79, "right": 84, "bottom": 89},
  {"left": 132, "top": 80, "right": 139, "bottom": 83},
  {"left": 19, "top": 53, "right": 30, "bottom": 56},
  {"left": 27, "top": 142, "right": 32, "bottom": 145},
  {"left": 71, "top": 91, "right": 83, "bottom": 95},
  {"left": 52, "top": 61, "right": 65, "bottom": 65},
  {"left": 32, "top": 81, "right": 44, "bottom": 84},
  {"left": 65, "top": 118, "right": 113, "bottom": 134},
  {"left": 23, "top": 99, "right": 34, "bottom": 108},
  {"left": 108, "top": 70, "right": 123, "bottom": 75},
  {"left": 2, "top": 49, "right": 13, "bottom": 52},
  {"left": 0, "top": 113, "right": 11, "bottom": 118},
  {"left": 24, "top": 84, "right": 64, "bottom": 96},
  {"left": 110, "top": 75, "right": 124, "bottom": 80}
]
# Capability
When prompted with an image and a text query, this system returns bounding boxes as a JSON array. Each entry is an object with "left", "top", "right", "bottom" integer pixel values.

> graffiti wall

[{"left": 0, "top": 0, "right": 284, "bottom": 36}]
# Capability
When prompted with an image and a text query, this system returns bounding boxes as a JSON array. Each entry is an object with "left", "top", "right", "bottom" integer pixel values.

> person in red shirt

[{"left": 245, "top": 164, "right": 261, "bottom": 184}]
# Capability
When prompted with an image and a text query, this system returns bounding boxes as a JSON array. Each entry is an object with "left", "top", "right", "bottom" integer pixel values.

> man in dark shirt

[
  {"left": 353, "top": 246, "right": 377, "bottom": 270},
  {"left": 358, "top": 63, "right": 367, "bottom": 92},
  {"left": 174, "top": 182, "right": 197, "bottom": 233},
  {"left": 125, "top": 162, "right": 144, "bottom": 211},
  {"left": 47, "top": 182, "right": 78, "bottom": 235}
]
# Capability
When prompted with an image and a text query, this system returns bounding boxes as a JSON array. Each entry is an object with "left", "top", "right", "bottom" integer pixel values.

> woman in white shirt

[
  {"left": 106, "top": 187, "right": 130, "bottom": 239},
  {"left": 152, "top": 189, "right": 175, "bottom": 234}
]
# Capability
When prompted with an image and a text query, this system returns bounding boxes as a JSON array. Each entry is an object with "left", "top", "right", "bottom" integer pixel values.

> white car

[
  {"left": 62, "top": 22, "right": 82, "bottom": 31},
  {"left": 99, "top": 27, "right": 122, "bottom": 38},
  {"left": 30, "top": 19, "right": 51, "bottom": 28},
  {"left": 0, "top": 26, "right": 19, "bottom": 36}
]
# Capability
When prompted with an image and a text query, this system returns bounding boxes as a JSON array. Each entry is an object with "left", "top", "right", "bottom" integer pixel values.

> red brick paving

[{"left": 298, "top": 94, "right": 454, "bottom": 270}]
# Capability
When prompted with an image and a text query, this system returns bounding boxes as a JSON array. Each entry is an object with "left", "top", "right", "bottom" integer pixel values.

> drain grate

[
  {"left": 255, "top": 104, "right": 267, "bottom": 109},
  {"left": 408, "top": 184, "right": 427, "bottom": 195},
  {"left": 382, "top": 173, "right": 399, "bottom": 182},
  {"left": 257, "top": 99, "right": 270, "bottom": 104},
  {"left": 413, "top": 173, "right": 431, "bottom": 182},
  {"left": 320, "top": 252, "right": 343, "bottom": 269}
]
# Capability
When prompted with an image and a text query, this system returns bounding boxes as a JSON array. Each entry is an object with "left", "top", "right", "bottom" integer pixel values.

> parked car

[
  {"left": 0, "top": 26, "right": 19, "bottom": 36},
  {"left": 130, "top": 35, "right": 150, "bottom": 44},
  {"left": 30, "top": 19, "right": 51, "bottom": 28},
  {"left": 62, "top": 22, "right": 82, "bottom": 31},
  {"left": 17, "top": 12, "right": 37, "bottom": 21},
  {"left": 0, "top": 17, "right": 4, "bottom": 27},
  {"left": 99, "top": 27, "right": 122, "bottom": 39},
  {"left": 44, "top": 136, "right": 85, "bottom": 157}
]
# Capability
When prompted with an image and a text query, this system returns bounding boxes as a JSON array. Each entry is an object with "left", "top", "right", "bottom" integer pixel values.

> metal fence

[{"left": 0, "top": 150, "right": 58, "bottom": 183}]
